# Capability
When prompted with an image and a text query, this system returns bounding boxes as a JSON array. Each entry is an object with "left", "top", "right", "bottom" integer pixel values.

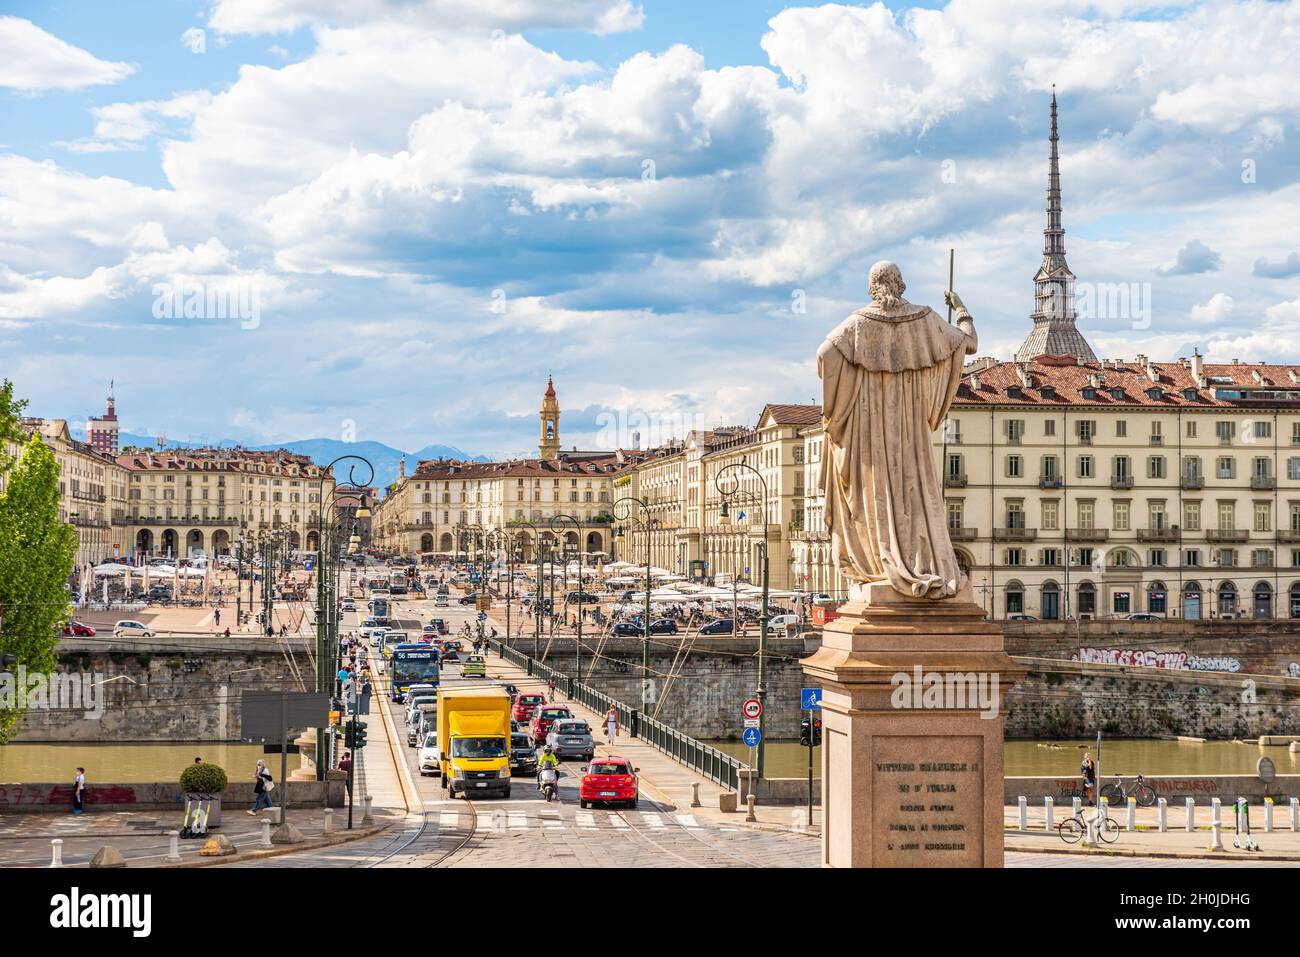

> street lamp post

[
  {"left": 314, "top": 456, "right": 374, "bottom": 780},
  {"left": 551, "top": 514, "right": 582, "bottom": 682},
  {"left": 715, "top": 458, "right": 770, "bottom": 779},
  {"left": 613, "top": 496, "right": 651, "bottom": 713},
  {"left": 515, "top": 522, "right": 543, "bottom": 660}
]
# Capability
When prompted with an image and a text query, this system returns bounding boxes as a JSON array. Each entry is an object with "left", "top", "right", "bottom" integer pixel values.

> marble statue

[{"left": 817, "top": 261, "right": 977, "bottom": 599}]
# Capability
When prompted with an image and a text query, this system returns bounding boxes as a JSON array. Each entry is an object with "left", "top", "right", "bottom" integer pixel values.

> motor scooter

[{"left": 538, "top": 765, "right": 559, "bottom": 803}]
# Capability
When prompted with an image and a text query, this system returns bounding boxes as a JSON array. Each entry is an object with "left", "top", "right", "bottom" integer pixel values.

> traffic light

[
  {"left": 799, "top": 717, "right": 823, "bottom": 747},
  {"left": 345, "top": 721, "right": 368, "bottom": 749}
]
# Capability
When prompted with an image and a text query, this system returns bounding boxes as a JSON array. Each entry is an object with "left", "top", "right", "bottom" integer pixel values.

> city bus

[{"left": 391, "top": 646, "right": 439, "bottom": 701}]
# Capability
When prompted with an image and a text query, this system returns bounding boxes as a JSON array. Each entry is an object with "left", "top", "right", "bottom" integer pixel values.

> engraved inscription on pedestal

[{"left": 871, "top": 735, "right": 984, "bottom": 867}]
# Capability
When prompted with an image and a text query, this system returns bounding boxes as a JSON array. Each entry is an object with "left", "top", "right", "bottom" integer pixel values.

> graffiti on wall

[{"left": 1073, "top": 647, "right": 1242, "bottom": 673}]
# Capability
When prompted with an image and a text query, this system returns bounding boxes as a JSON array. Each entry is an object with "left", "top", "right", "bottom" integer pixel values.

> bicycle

[
  {"left": 1100, "top": 773, "right": 1156, "bottom": 808},
  {"left": 1058, "top": 809, "right": 1120, "bottom": 844}
]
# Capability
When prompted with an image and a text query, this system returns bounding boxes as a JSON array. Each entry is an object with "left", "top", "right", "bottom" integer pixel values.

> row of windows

[
  {"left": 950, "top": 499, "right": 1300, "bottom": 532},
  {"left": 950, "top": 452, "right": 1298, "bottom": 481},
  {"left": 953, "top": 417, "right": 1298, "bottom": 444},
  {"left": 994, "top": 546, "right": 1296, "bottom": 568}
]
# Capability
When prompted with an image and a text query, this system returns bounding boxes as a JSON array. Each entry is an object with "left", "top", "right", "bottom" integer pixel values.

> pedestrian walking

[
  {"left": 604, "top": 707, "right": 619, "bottom": 744},
  {"left": 360, "top": 678, "right": 373, "bottom": 715},
  {"left": 339, "top": 752, "right": 353, "bottom": 799},
  {"left": 248, "top": 760, "right": 274, "bottom": 814},
  {"left": 214, "top": 608, "right": 221, "bottom": 627},
  {"left": 72, "top": 767, "right": 86, "bottom": 814},
  {"left": 1081, "top": 751, "right": 1097, "bottom": 806}
]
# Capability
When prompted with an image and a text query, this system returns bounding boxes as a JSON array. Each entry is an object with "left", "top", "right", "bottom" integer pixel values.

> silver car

[{"left": 546, "top": 719, "right": 594, "bottom": 761}]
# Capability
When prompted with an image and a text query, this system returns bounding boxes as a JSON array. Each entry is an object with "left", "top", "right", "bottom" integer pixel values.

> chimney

[
  {"left": 1190, "top": 348, "right": 1205, "bottom": 387},
  {"left": 1016, "top": 364, "right": 1034, "bottom": 389},
  {"left": 969, "top": 373, "right": 981, "bottom": 390}
]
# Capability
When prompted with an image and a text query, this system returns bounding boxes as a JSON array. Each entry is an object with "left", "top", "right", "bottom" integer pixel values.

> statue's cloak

[{"left": 817, "top": 303, "right": 976, "bottom": 598}]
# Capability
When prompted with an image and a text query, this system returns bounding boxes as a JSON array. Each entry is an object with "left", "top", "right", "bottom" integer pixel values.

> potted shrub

[{"left": 179, "top": 763, "right": 228, "bottom": 829}]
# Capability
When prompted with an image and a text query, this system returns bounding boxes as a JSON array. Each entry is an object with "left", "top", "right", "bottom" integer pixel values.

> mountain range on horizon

[{"left": 70, "top": 430, "right": 487, "bottom": 493}]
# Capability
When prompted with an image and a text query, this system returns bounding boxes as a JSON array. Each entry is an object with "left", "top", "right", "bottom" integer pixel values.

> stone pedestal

[{"left": 801, "top": 582, "right": 1023, "bottom": 868}]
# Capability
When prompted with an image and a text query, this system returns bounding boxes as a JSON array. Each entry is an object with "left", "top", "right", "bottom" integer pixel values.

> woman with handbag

[{"left": 248, "top": 759, "right": 274, "bottom": 814}]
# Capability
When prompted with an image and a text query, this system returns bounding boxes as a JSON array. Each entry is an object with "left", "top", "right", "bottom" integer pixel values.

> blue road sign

[
  {"left": 477, "top": 611, "right": 487, "bottom": 621},
  {"left": 801, "top": 688, "right": 823, "bottom": 710},
  {"left": 742, "top": 726, "right": 762, "bottom": 747},
  {"left": 303, "top": 557, "right": 315, "bottom": 571}
]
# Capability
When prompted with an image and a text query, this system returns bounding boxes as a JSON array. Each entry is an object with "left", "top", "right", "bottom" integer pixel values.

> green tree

[{"left": 0, "top": 381, "right": 77, "bottom": 741}]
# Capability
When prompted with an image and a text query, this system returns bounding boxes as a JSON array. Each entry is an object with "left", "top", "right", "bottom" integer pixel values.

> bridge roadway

[
  {"left": 240, "top": 589, "right": 1290, "bottom": 869},
  {"left": 240, "top": 594, "right": 819, "bottom": 868}
]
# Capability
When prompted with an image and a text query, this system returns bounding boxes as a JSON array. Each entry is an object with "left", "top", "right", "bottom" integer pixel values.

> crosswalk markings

[
  {"left": 508, "top": 811, "right": 527, "bottom": 830},
  {"left": 675, "top": 814, "right": 700, "bottom": 828},
  {"left": 576, "top": 812, "right": 597, "bottom": 829},
  {"left": 439, "top": 811, "right": 460, "bottom": 828},
  {"left": 641, "top": 813, "right": 664, "bottom": 828},
  {"left": 610, "top": 816, "right": 629, "bottom": 829}
]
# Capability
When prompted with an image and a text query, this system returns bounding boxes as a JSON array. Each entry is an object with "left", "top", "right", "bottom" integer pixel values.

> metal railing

[{"left": 490, "top": 638, "right": 748, "bottom": 792}]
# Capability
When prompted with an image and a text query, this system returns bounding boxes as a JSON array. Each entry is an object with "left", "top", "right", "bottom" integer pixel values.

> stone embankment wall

[
  {"left": 12, "top": 646, "right": 305, "bottom": 742},
  {"left": 1007, "top": 657, "right": 1300, "bottom": 740}
]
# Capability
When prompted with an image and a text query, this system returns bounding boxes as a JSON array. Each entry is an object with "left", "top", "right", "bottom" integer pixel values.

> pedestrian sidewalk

[
  {"left": 1003, "top": 803, "right": 1300, "bottom": 862},
  {"left": 483, "top": 644, "right": 820, "bottom": 838},
  {"left": 0, "top": 805, "right": 396, "bottom": 867}
]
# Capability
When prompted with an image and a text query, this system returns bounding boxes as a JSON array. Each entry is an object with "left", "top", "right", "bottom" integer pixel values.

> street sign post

[
  {"left": 742, "top": 698, "right": 762, "bottom": 719},
  {"left": 801, "top": 688, "right": 823, "bottom": 825},
  {"left": 240, "top": 691, "right": 330, "bottom": 827},
  {"left": 742, "top": 726, "right": 762, "bottom": 748}
]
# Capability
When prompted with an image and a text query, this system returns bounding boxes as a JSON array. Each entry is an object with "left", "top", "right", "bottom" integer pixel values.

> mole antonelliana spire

[{"left": 1015, "top": 88, "right": 1098, "bottom": 364}]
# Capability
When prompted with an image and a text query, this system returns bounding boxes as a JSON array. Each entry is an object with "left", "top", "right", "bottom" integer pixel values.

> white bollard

[
  {"left": 1017, "top": 796, "right": 1027, "bottom": 830},
  {"left": 1044, "top": 796, "right": 1054, "bottom": 832},
  {"left": 1264, "top": 797, "right": 1274, "bottom": 833},
  {"left": 1290, "top": 797, "right": 1299, "bottom": 832},
  {"left": 261, "top": 818, "right": 273, "bottom": 847},
  {"left": 323, "top": 808, "right": 334, "bottom": 834},
  {"left": 1125, "top": 796, "right": 1135, "bottom": 830},
  {"left": 166, "top": 830, "right": 181, "bottom": 862},
  {"left": 49, "top": 838, "right": 64, "bottom": 868},
  {"left": 1185, "top": 797, "right": 1195, "bottom": 832},
  {"left": 1072, "top": 796, "right": 1081, "bottom": 819},
  {"left": 362, "top": 794, "right": 374, "bottom": 824},
  {"left": 691, "top": 782, "right": 701, "bottom": 808},
  {"left": 1208, "top": 798, "right": 1224, "bottom": 851},
  {"left": 1157, "top": 798, "right": 1167, "bottom": 832}
]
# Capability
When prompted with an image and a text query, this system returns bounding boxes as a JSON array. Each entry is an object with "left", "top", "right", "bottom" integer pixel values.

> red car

[
  {"left": 579, "top": 756, "right": 639, "bottom": 809},
  {"left": 529, "top": 705, "right": 572, "bottom": 746},
  {"left": 62, "top": 621, "right": 96, "bottom": 637},
  {"left": 513, "top": 693, "right": 546, "bottom": 724}
]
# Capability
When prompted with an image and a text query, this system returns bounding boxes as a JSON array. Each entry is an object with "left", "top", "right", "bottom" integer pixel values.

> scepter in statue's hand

[{"left": 945, "top": 247, "right": 955, "bottom": 323}]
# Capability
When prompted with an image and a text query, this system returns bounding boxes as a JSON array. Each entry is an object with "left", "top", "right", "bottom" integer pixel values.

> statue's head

[{"left": 868, "top": 261, "right": 906, "bottom": 309}]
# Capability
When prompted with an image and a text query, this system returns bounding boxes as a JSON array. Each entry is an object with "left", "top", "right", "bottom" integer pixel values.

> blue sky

[{"left": 2, "top": 0, "right": 1299, "bottom": 457}]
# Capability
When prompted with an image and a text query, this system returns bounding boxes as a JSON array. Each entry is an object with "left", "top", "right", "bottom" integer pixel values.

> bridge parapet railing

[{"left": 489, "top": 638, "right": 746, "bottom": 792}]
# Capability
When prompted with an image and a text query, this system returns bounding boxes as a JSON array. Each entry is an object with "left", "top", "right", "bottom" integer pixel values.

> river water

[
  {"left": 0, "top": 743, "right": 288, "bottom": 784},
  {"left": 704, "top": 738, "right": 1300, "bottom": 778}
]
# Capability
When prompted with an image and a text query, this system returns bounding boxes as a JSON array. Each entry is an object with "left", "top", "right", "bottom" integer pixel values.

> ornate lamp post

[
  {"left": 314, "top": 455, "right": 374, "bottom": 779},
  {"left": 551, "top": 514, "right": 582, "bottom": 681},
  {"left": 715, "top": 457, "right": 770, "bottom": 779},
  {"left": 515, "top": 521, "right": 544, "bottom": 659},
  {"left": 613, "top": 495, "right": 652, "bottom": 712}
]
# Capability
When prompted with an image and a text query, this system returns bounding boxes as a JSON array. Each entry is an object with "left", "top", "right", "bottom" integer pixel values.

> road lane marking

[{"left": 438, "top": 811, "right": 460, "bottom": 828}]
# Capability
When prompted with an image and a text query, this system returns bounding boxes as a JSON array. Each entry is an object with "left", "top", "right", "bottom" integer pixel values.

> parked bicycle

[
  {"left": 1100, "top": 773, "right": 1156, "bottom": 808},
  {"left": 1058, "top": 810, "right": 1120, "bottom": 844}
]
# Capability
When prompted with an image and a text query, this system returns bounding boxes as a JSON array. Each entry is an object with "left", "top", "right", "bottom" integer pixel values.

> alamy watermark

[
  {"left": 890, "top": 666, "right": 1000, "bottom": 719},
  {"left": 0, "top": 666, "right": 105, "bottom": 720},
  {"left": 594, "top": 409, "right": 711, "bottom": 450},
  {"left": 152, "top": 276, "right": 261, "bottom": 329}
]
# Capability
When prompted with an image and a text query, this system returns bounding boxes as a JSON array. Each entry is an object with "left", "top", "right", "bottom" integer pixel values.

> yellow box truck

[{"left": 437, "top": 685, "right": 512, "bottom": 799}]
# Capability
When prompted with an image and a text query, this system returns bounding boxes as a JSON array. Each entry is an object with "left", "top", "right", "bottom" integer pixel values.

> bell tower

[{"left": 539, "top": 375, "right": 561, "bottom": 461}]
